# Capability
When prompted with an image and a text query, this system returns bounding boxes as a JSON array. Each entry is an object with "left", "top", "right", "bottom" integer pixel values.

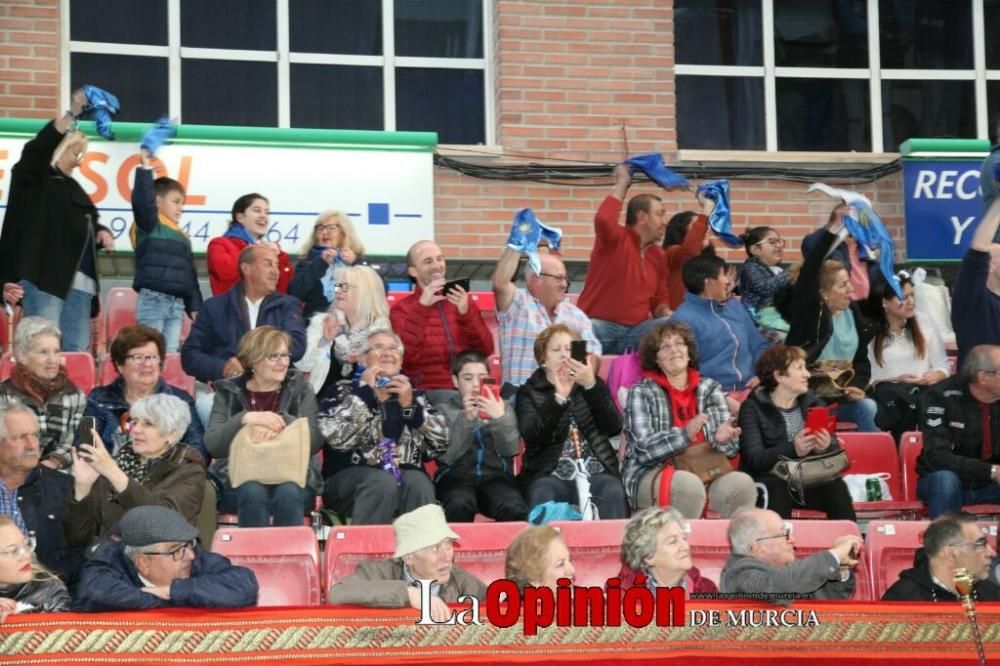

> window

[
  {"left": 675, "top": 0, "right": 995, "bottom": 153},
  {"left": 65, "top": 0, "right": 491, "bottom": 143}
]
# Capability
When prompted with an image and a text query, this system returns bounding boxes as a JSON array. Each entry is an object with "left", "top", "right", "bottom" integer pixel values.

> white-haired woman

[
  {"left": 289, "top": 210, "right": 367, "bottom": 319},
  {"left": 0, "top": 516, "right": 69, "bottom": 622},
  {"left": 297, "top": 264, "right": 389, "bottom": 396},
  {"left": 65, "top": 393, "right": 206, "bottom": 545},
  {"left": 616, "top": 506, "right": 717, "bottom": 594},
  {"left": 0, "top": 317, "right": 85, "bottom": 470}
]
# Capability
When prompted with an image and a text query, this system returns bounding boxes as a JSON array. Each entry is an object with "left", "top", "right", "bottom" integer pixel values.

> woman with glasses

[
  {"left": 0, "top": 516, "right": 69, "bottom": 621},
  {"left": 615, "top": 506, "right": 717, "bottom": 594},
  {"left": 84, "top": 325, "right": 205, "bottom": 459},
  {"left": 661, "top": 194, "right": 716, "bottom": 311},
  {"left": 738, "top": 344, "right": 856, "bottom": 520},
  {"left": 297, "top": 265, "right": 389, "bottom": 396},
  {"left": 289, "top": 210, "right": 367, "bottom": 319},
  {"left": 0, "top": 317, "right": 85, "bottom": 471},
  {"left": 738, "top": 226, "right": 789, "bottom": 342},
  {"left": 65, "top": 393, "right": 206, "bottom": 546},
  {"left": 622, "top": 323, "right": 756, "bottom": 520},
  {"left": 205, "top": 326, "right": 323, "bottom": 527}
]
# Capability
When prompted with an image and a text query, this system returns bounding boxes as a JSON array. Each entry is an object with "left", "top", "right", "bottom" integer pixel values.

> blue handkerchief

[
  {"left": 140, "top": 116, "right": 177, "bottom": 155},
  {"left": 624, "top": 153, "right": 690, "bottom": 190},
  {"left": 842, "top": 203, "right": 903, "bottom": 300},
  {"left": 81, "top": 84, "right": 120, "bottom": 140},
  {"left": 507, "top": 208, "right": 563, "bottom": 275},
  {"left": 697, "top": 180, "right": 742, "bottom": 247}
]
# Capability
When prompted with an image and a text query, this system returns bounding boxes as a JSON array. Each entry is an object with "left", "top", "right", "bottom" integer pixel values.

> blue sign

[{"left": 903, "top": 160, "right": 984, "bottom": 260}]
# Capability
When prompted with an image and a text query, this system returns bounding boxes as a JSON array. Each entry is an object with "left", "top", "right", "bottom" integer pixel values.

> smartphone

[
  {"left": 479, "top": 377, "right": 500, "bottom": 419},
  {"left": 441, "top": 278, "right": 470, "bottom": 296},
  {"left": 570, "top": 339, "right": 587, "bottom": 363},
  {"left": 805, "top": 406, "right": 836, "bottom": 433},
  {"left": 77, "top": 416, "right": 97, "bottom": 448}
]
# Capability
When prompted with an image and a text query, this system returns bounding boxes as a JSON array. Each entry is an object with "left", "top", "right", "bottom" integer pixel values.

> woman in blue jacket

[{"left": 288, "top": 210, "right": 366, "bottom": 319}]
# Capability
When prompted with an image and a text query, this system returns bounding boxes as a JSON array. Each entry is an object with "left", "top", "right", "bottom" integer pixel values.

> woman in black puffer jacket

[{"left": 515, "top": 323, "right": 627, "bottom": 520}]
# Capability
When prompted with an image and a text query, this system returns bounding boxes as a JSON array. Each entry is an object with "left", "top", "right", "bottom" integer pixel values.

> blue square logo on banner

[{"left": 369, "top": 202, "right": 390, "bottom": 225}]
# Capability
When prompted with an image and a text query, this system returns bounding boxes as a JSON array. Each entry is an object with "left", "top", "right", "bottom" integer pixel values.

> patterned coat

[{"left": 0, "top": 379, "right": 85, "bottom": 469}]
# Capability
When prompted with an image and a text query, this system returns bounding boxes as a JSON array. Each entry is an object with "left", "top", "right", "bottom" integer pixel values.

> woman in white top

[{"left": 297, "top": 264, "right": 389, "bottom": 396}]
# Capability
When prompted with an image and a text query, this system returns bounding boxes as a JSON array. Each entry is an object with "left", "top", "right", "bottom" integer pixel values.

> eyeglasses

[
  {"left": 658, "top": 341, "right": 687, "bottom": 352},
  {"left": 754, "top": 237, "right": 785, "bottom": 248},
  {"left": 333, "top": 282, "right": 355, "bottom": 293},
  {"left": 141, "top": 541, "right": 196, "bottom": 561},
  {"left": 951, "top": 537, "right": 990, "bottom": 551},
  {"left": 0, "top": 536, "right": 36, "bottom": 560},
  {"left": 755, "top": 523, "right": 793, "bottom": 543},
  {"left": 366, "top": 344, "right": 402, "bottom": 355},
  {"left": 125, "top": 354, "right": 161, "bottom": 364},
  {"left": 316, "top": 223, "right": 341, "bottom": 233},
  {"left": 539, "top": 272, "right": 570, "bottom": 285},
  {"left": 265, "top": 352, "right": 292, "bottom": 363}
]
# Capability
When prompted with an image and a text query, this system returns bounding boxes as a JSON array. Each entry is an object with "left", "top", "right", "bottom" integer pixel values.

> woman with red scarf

[
  {"left": 621, "top": 322, "right": 756, "bottom": 519},
  {"left": 0, "top": 317, "right": 85, "bottom": 471}
]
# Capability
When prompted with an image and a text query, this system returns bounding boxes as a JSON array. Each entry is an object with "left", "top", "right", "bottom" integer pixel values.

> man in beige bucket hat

[{"left": 328, "top": 504, "right": 488, "bottom": 620}]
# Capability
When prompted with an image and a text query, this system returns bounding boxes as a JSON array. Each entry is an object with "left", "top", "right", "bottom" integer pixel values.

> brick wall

[
  {"left": 0, "top": 0, "right": 907, "bottom": 264},
  {"left": 0, "top": 0, "right": 60, "bottom": 120}
]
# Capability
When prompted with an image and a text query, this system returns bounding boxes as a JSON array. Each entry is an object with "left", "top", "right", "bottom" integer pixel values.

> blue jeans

[
  {"left": 19, "top": 279, "right": 92, "bottom": 352},
  {"left": 590, "top": 317, "right": 672, "bottom": 355},
  {"left": 220, "top": 480, "right": 314, "bottom": 527},
  {"left": 917, "top": 470, "right": 1000, "bottom": 519},
  {"left": 136, "top": 289, "right": 184, "bottom": 352},
  {"left": 837, "top": 397, "right": 879, "bottom": 433}
]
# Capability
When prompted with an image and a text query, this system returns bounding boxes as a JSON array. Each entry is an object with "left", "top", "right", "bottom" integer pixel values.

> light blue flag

[
  {"left": 624, "top": 153, "right": 690, "bottom": 190},
  {"left": 841, "top": 203, "right": 903, "bottom": 300},
  {"left": 697, "top": 180, "right": 741, "bottom": 247},
  {"left": 81, "top": 84, "right": 120, "bottom": 140},
  {"left": 140, "top": 116, "right": 177, "bottom": 156},
  {"left": 506, "top": 208, "right": 563, "bottom": 275}
]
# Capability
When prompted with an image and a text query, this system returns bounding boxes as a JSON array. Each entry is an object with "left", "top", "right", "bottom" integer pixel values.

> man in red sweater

[
  {"left": 390, "top": 241, "right": 494, "bottom": 393},
  {"left": 577, "top": 164, "right": 673, "bottom": 354}
]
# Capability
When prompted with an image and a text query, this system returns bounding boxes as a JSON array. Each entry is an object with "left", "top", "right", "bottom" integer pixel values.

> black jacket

[
  {"left": 738, "top": 388, "right": 840, "bottom": 476},
  {"left": 882, "top": 558, "right": 1000, "bottom": 602},
  {"left": 515, "top": 368, "right": 622, "bottom": 490},
  {"left": 15, "top": 466, "right": 82, "bottom": 581},
  {"left": 917, "top": 374, "right": 1000, "bottom": 488},
  {"left": 778, "top": 229, "right": 875, "bottom": 389},
  {"left": 0, "top": 121, "right": 107, "bottom": 314},
  {"left": 0, "top": 577, "right": 70, "bottom": 613},
  {"left": 73, "top": 538, "right": 259, "bottom": 612}
]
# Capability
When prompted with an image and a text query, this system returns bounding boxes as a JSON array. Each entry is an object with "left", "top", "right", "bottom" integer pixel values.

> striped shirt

[
  {"left": 498, "top": 288, "right": 602, "bottom": 387},
  {"left": 0, "top": 482, "right": 28, "bottom": 535}
]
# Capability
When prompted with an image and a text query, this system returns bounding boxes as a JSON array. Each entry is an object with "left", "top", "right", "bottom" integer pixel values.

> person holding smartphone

[
  {"left": 433, "top": 351, "right": 527, "bottom": 522},
  {"left": 737, "top": 344, "right": 856, "bottom": 520}
]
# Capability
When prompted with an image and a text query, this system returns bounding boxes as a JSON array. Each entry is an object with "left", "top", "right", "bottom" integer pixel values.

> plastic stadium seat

[
  {"left": 212, "top": 526, "right": 321, "bottom": 606},
  {"left": 469, "top": 291, "right": 496, "bottom": 311},
  {"left": 686, "top": 519, "right": 732, "bottom": 587},
  {"left": 867, "top": 520, "right": 998, "bottom": 599},
  {"left": 900, "top": 431, "right": 1000, "bottom": 517},
  {"left": 104, "top": 287, "right": 137, "bottom": 346},
  {"left": 838, "top": 432, "right": 923, "bottom": 518},
  {"left": 549, "top": 519, "right": 627, "bottom": 588},
  {"left": 386, "top": 292, "right": 406, "bottom": 307},
  {"left": 0, "top": 306, "right": 20, "bottom": 354},
  {"left": 487, "top": 354, "right": 503, "bottom": 382},
  {"left": 480, "top": 310, "right": 500, "bottom": 354},
  {"left": 324, "top": 521, "right": 530, "bottom": 595},
  {"left": 789, "top": 519, "right": 873, "bottom": 600}
]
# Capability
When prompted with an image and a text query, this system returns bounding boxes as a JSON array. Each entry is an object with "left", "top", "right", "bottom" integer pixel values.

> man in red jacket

[{"left": 390, "top": 241, "right": 494, "bottom": 394}]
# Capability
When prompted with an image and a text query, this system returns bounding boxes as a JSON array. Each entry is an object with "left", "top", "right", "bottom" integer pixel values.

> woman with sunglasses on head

[
  {"left": 205, "top": 326, "right": 324, "bottom": 528},
  {"left": 297, "top": 265, "right": 389, "bottom": 397},
  {"left": 289, "top": 210, "right": 367, "bottom": 319},
  {"left": 0, "top": 516, "right": 69, "bottom": 622},
  {"left": 738, "top": 226, "right": 789, "bottom": 342}
]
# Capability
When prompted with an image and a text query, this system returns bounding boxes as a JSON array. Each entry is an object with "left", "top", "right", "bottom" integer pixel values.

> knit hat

[
  {"left": 118, "top": 506, "right": 199, "bottom": 548},
  {"left": 392, "top": 504, "right": 460, "bottom": 559}
]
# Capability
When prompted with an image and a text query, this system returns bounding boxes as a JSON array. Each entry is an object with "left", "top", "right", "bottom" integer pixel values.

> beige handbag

[{"left": 228, "top": 417, "right": 310, "bottom": 488}]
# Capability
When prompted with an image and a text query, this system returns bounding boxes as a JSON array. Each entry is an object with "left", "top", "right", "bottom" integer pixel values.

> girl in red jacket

[{"left": 207, "top": 193, "right": 294, "bottom": 295}]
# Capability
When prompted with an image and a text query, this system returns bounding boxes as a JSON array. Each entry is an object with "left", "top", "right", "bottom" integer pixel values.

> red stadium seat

[
  {"left": 686, "top": 519, "right": 732, "bottom": 587},
  {"left": 549, "top": 519, "right": 627, "bottom": 588},
  {"left": 62, "top": 352, "right": 97, "bottom": 394},
  {"left": 480, "top": 310, "right": 499, "bottom": 353},
  {"left": 212, "top": 526, "right": 322, "bottom": 606},
  {"left": 386, "top": 292, "right": 406, "bottom": 307},
  {"left": 790, "top": 519, "right": 873, "bottom": 600},
  {"left": 324, "top": 521, "right": 530, "bottom": 595},
  {"left": 900, "top": 431, "right": 1000, "bottom": 517},
  {"left": 104, "top": 287, "right": 137, "bottom": 346},
  {"left": 469, "top": 291, "right": 496, "bottom": 311},
  {"left": 838, "top": 432, "right": 923, "bottom": 518},
  {"left": 487, "top": 354, "right": 503, "bottom": 382},
  {"left": 0, "top": 354, "right": 13, "bottom": 382},
  {"left": 0, "top": 306, "right": 21, "bottom": 354}
]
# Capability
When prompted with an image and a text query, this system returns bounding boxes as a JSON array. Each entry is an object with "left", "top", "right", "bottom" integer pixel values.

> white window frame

[
  {"left": 673, "top": 0, "right": 994, "bottom": 155},
  {"left": 61, "top": 0, "right": 495, "bottom": 144}
]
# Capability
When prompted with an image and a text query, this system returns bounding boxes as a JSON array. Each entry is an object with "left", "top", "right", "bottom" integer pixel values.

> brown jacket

[
  {"left": 64, "top": 444, "right": 207, "bottom": 546},
  {"left": 328, "top": 558, "right": 487, "bottom": 607}
]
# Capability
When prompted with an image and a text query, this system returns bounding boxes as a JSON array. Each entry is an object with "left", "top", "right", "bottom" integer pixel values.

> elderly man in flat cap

[
  {"left": 73, "top": 505, "right": 258, "bottom": 611},
  {"left": 328, "top": 503, "right": 487, "bottom": 621}
]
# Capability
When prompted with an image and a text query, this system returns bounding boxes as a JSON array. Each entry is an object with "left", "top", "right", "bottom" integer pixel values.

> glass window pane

[
  {"left": 987, "top": 0, "right": 1000, "bottom": 69},
  {"left": 882, "top": 80, "right": 975, "bottom": 151},
  {"left": 988, "top": 81, "right": 1000, "bottom": 141},
  {"left": 396, "top": 68, "right": 484, "bottom": 144},
  {"left": 289, "top": 0, "right": 382, "bottom": 55},
  {"left": 290, "top": 64, "right": 383, "bottom": 130},
  {"left": 70, "top": 53, "right": 167, "bottom": 123},
  {"left": 394, "top": 0, "right": 483, "bottom": 58},
  {"left": 879, "top": 0, "right": 972, "bottom": 69},
  {"left": 676, "top": 76, "right": 764, "bottom": 150},
  {"left": 776, "top": 78, "right": 870, "bottom": 151},
  {"left": 674, "top": 0, "right": 762, "bottom": 67},
  {"left": 181, "top": 0, "right": 276, "bottom": 50},
  {"left": 70, "top": 0, "right": 167, "bottom": 45},
  {"left": 181, "top": 60, "right": 277, "bottom": 127},
  {"left": 773, "top": 0, "right": 867, "bottom": 68}
]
